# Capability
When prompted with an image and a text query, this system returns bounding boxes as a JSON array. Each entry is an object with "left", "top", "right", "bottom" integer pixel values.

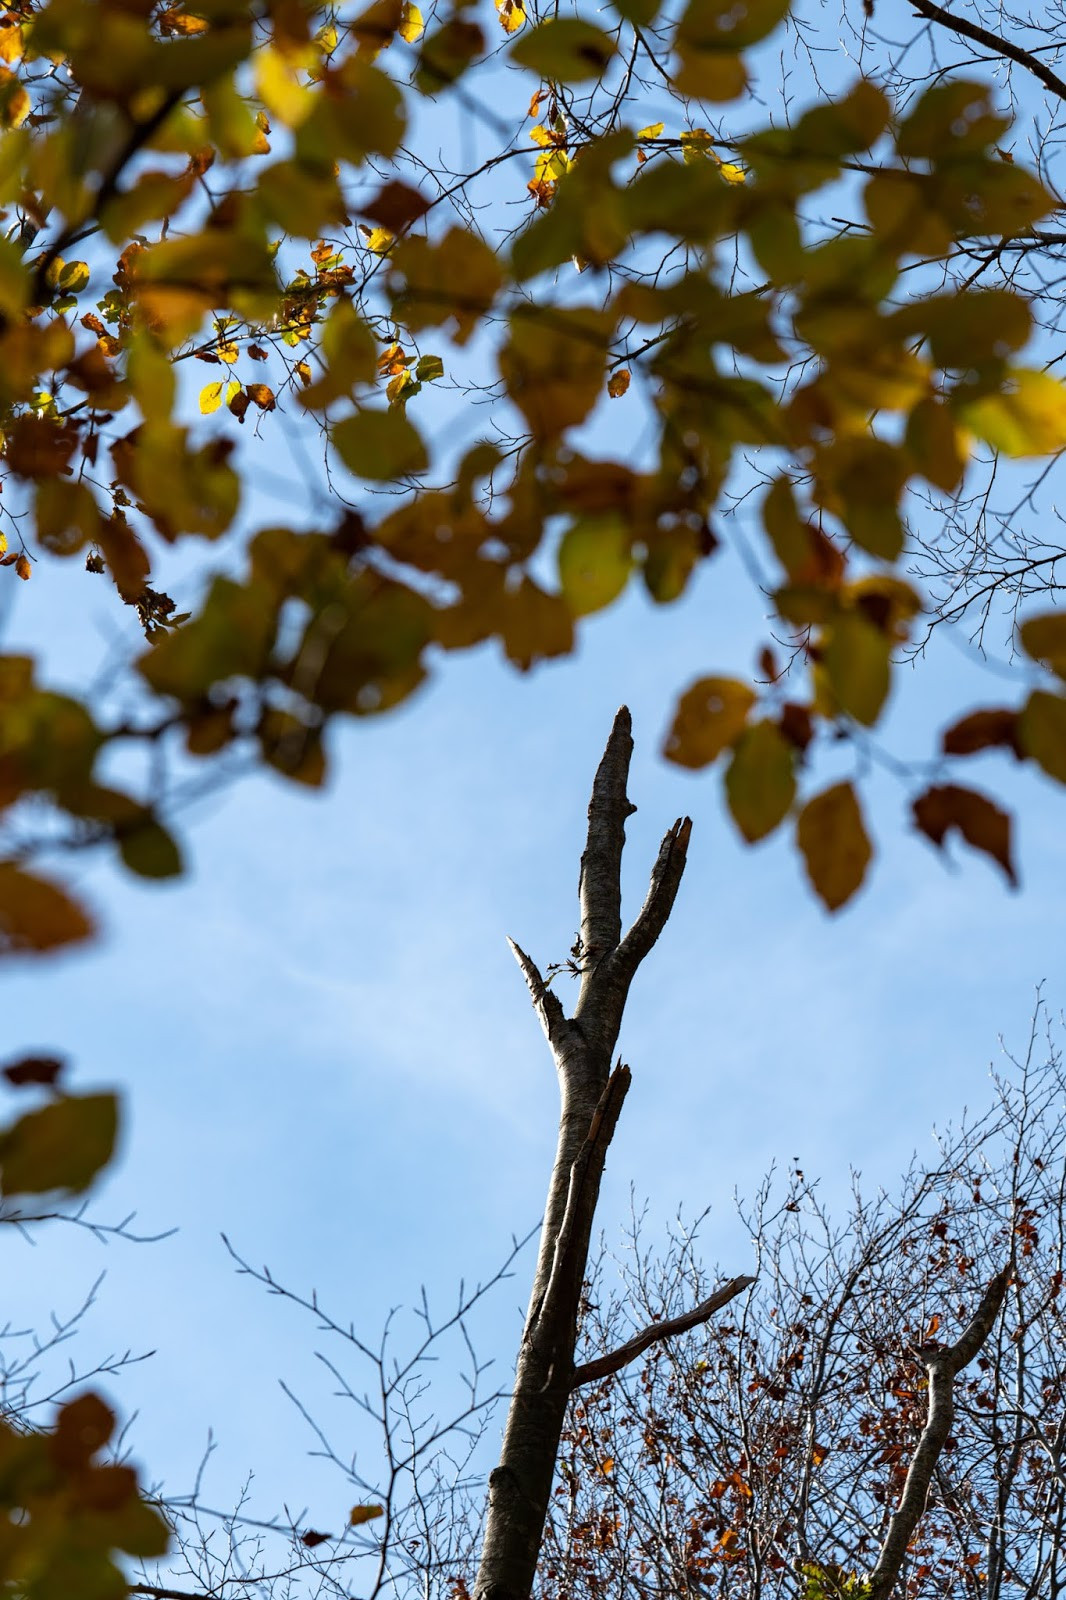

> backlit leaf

[
  {"left": 510, "top": 18, "right": 616, "bottom": 81},
  {"left": 333, "top": 409, "right": 429, "bottom": 480},
  {"left": 942, "top": 708, "right": 1020, "bottom": 757},
  {"left": 664, "top": 676, "right": 755, "bottom": 769},
  {"left": 821, "top": 612, "right": 892, "bottom": 727},
  {"left": 796, "top": 782, "right": 872, "bottom": 911},
  {"left": 725, "top": 721, "right": 796, "bottom": 842},
  {"left": 557, "top": 517, "right": 632, "bottom": 615},
  {"left": 960, "top": 369, "right": 1066, "bottom": 458},
  {"left": 607, "top": 369, "right": 631, "bottom": 398},
  {"left": 200, "top": 381, "right": 225, "bottom": 414},
  {"left": 399, "top": 3, "right": 424, "bottom": 42},
  {"left": 497, "top": 0, "right": 526, "bottom": 30}
]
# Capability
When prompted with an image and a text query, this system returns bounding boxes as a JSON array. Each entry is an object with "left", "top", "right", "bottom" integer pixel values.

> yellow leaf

[
  {"left": 960, "top": 369, "right": 1066, "bottom": 458},
  {"left": 557, "top": 516, "right": 631, "bottom": 615},
  {"left": 497, "top": 0, "right": 527, "bottom": 32},
  {"left": 637, "top": 121, "right": 664, "bottom": 139},
  {"left": 199, "top": 381, "right": 225, "bottom": 414},
  {"left": 350, "top": 1504, "right": 384, "bottom": 1526},
  {"left": 533, "top": 147, "right": 571, "bottom": 184},
  {"left": 216, "top": 343, "right": 239, "bottom": 364},
  {"left": 360, "top": 224, "right": 395, "bottom": 254},
  {"left": 796, "top": 782, "right": 872, "bottom": 911},
  {"left": 56, "top": 260, "right": 90, "bottom": 293},
  {"left": 716, "top": 158, "right": 746, "bottom": 184},
  {"left": 399, "top": 2, "right": 424, "bottom": 42},
  {"left": 680, "top": 128, "right": 713, "bottom": 164},
  {"left": 664, "top": 676, "right": 756, "bottom": 769},
  {"left": 255, "top": 44, "right": 315, "bottom": 128}
]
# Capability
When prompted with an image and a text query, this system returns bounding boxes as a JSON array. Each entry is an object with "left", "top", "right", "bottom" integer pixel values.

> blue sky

[{"left": 2, "top": 0, "right": 1066, "bottom": 1581}]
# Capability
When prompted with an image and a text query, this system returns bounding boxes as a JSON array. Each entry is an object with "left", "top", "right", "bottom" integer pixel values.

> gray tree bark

[{"left": 473, "top": 708, "right": 753, "bottom": 1600}]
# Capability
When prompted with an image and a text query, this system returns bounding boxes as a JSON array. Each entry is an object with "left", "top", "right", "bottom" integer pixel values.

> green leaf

[
  {"left": 510, "top": 18, "right": 616, "bottom": 81},
  {"left": 118, "top": 816, "right": 183, "bottom": 879},
  {"left": 1018, "top": 690, "right": 1066, "bottom": 783},
  {"left": 663, "top": 676, "right": 756, "bottom": 769},
  {"left": 557, "top": 517, "right": 632, "bottom": 615},
  {"left": 0, "top": 1093, "right": 118, "bottom": 1197},
  {"left": 725, "top": 720, "right": 796, "bottom": 842},
  {"left": 415, "top": 353, "right": 444, "bottom": 383},
  {"left": 796, "top": 782, "right": 872, "bottom": 911},
  {"left": 822, "top": 612, "right": 891, "bottom": 727},
  {"left": 333, "top": 409, "right": 429, "bottom": 480}
]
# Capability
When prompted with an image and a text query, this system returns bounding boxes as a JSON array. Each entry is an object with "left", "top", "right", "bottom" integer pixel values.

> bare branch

[
  {"left": 868, "top": 1266, "right": 1012, "bottom": 1600},
  {"left": 577, "top": 707, "right": 636, "bottom": 982},
  {"left": 909, "top": 0, "right": 1066, "bottom": 101},
  {"left": 570, "top": 1273, "right": 756, "bottom": 1390},
  {"left": 507, "top": 938, "right": 566, "bottom": 1046},
  {"left": 607, "top": 816, "right": 692, "bottom": 987}
]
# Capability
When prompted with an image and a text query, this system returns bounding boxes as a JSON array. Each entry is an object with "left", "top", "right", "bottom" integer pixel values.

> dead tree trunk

[{"left": 473, "top": 708, "right": 754, "bottom": 1600}]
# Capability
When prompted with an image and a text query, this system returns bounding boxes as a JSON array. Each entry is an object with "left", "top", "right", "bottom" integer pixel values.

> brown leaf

[
  {"left": 912, "top": 783, "right": 1017, "bottom": 886},
  {"left": 0, "top": 864, "right": 95, "bottom": 953},
  {"left": 942, "top": 707, "right": 1021, "bottom": 758},
  {"left": 2, "top": 1054, "right": 66, "bottom": 1087},
  {"left": 364, "top": 179, "right": 430, "bottom": 232}
]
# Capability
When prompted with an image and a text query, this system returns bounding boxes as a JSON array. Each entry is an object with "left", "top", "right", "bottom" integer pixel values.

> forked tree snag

[
  {"left": 867, "top": 1265, "right": 1013, "bottom": 1600},
  {"left": 473, "top": 708, "right": 752, "bottom": 1600}
]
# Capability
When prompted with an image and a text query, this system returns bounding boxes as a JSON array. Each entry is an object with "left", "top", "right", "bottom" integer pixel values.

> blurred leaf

[
  {"left": 333, "top": 409, "right": 429, "bottom": 480},
  {"left": 821, "top": 612, "right": 892, "bottom": 727},
  {"left": 663, "top": 676, "right": 756, "bottom": 769},
  {"left": 2, "top": 1054, "right": 66, "bottom": 1087},
  {"left": 942, "top": 707, "right": 1020, "bottom": 758},
  {"left": 510, "top": 18, "right": 615, "bottom": 81},
  {"left": 796, "top": 782, "right": 872, "bottom": 911},
  {"left": 118, "top": 816, "right": 183, "bottom": 879},
  {"left": 350, "top": 1504, "right": 384, "bottom": 1525},
  {"left": 1018, "top": 610, "right": 1066, "bottom": 678},
  {"left": 961, "top": 370, "right": 1066, "bottom": 458},
  {"left": 557, "top": 517, "right": 631, "bottom": 615},
  {"left": 0, "top": 865, "right": 94, "bottom": 954},
  {"left": 725, "top": 721, "right": 795, "bottom": 842},
  {"left": 1018, "top": 690, "right": 1066, "bottom": 783},
  {"left": 0, "top": 1092, "right": 117, "bottom": 1196},
  {"left": 912, "top": 783, "right": 1016, "bottom": 885}
]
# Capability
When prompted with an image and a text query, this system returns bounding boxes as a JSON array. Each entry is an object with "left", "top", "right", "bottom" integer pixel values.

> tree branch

[
  {"left": 570, "top": 1273, "right": 756, "bottom": 1389},
  {"left": 577, "top": 707, "right": 636, "bottom": 983},
  {"left": 507, "top": 937, "right": 566, "bottom": 1047},
  {"left": 867, "top": 1265, "right": 1012, "bottom": 1600},
  {"left": 909, "top": 0, "right": 1066, "bottom": 102},
  {"left": 607, "top": 815, "right": 692, "bottom": 986}
]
